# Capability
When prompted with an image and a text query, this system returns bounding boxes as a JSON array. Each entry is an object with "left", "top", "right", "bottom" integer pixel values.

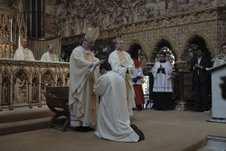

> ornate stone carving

[
  {"left": 0, "top": 59, "right": 69, "bottom": 110},
  {"left": 55, "top": 0, "right": 225, "bottom": 38}
]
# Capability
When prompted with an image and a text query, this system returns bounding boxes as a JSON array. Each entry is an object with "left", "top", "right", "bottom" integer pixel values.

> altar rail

[{"left": 0, "top": 59, "right": 69, "bottom": 111}]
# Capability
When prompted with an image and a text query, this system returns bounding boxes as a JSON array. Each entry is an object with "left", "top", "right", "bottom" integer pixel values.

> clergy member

[
  {"left": 94, "top": 61, "right": 144, "bottom": 142},
  {"left": 40, "top": 44, "right": 59, "bottom": 62},
  {"left": 14, "top": 38, "right": 35, "bottom": 60},
  {"left": 132, "top": 59, "right": 145, "bottom": 111},
  {"left": 213, "top": 42, "right": 226, "bottom": 67},
  {"left": 69, "top": 27, "right": 103, "bottom": 132},
  {"left": 151, "top": 52, "right": 174, "bottom": 110},
  {"left": 108, "top": 37, "right": 136, "bottom": 116}
]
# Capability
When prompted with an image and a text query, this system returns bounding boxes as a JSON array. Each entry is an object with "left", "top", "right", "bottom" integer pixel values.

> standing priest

[
  {"left": 108, "top": 37, "right": 136, "bottom": 116},
  {"left": 69, "top": 27, "right": 103, "bottom": 132},
  {"left": 14, "top": 38, "right": 35, "bottom": 61},
  {"left": 40, "top": 44, "right": 59, "bottom": 62}
]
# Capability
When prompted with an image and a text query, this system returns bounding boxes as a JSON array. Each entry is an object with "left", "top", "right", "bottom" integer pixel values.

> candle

[{"left": 10, "top": 19, "right": 12, "bottom": 42}]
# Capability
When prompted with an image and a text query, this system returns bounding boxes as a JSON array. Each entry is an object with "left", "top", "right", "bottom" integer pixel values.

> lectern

[{"left": 208, "top": 63, "right": 226, "bottom": 123}]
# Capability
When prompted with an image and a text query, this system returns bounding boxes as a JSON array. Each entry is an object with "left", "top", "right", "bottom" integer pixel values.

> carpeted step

[
  {"left": 0, "top": 108, "right": 53, "bottom": 123},
  {"left": 0, "top": 117, "right": 51, "bottom": 136}
]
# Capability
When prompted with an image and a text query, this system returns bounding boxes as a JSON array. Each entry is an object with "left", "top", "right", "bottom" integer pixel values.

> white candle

[{"left": 10, "top": 19, "right": 12, "bottom": 42}]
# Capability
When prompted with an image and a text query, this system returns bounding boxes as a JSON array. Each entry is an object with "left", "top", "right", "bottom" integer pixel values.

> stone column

[
  {"left": 9, "top": 75, "right": 13, "bottom": 110},
  {"left": 0, "top": 70, "right": 2, "bottom": 111},
  {"left": 62, "top": 74, "right": 66, "bottom": 87},
  {"left": 175, "top": 59, "right": 187, "bottom": 111},
  {"left": 28, "top": 76, "right": 33, "bottom": 108},
  {"left": 38, "top": 74, "right": 42, "bottom": 107}
]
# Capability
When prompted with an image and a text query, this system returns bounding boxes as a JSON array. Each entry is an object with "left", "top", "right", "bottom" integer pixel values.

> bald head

[
  {"left": 21, "top": 38, "right": 28, "bottom": 48},
  {"left": 48, "top": 44, "right": 54, "bottom": 53}
]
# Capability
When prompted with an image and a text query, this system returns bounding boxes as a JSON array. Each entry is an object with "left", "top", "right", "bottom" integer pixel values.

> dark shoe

[
  {"left": 130, "top": 124, "right": 145, "bottom": 141},
  {"left": 75, "top": 126, "right": 94, "bottom": 132},
  {"left": 137, "top": 105, "right": 143, "bottom": 111}
]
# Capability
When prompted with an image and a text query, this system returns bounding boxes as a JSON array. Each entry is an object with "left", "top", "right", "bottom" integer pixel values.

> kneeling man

[{"left": 94, "top": 61, "right": 144, "bottom": 142}]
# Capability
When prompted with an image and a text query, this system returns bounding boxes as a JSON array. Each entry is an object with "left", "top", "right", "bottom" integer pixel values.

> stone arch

[
  {"left": 127, "top": 39, "right": 148, "bottom": 66},
  {"left": 41, "top": 70, "right": 55, "bottom": 102},
  {"left": 41, "top": 70, "right": 55, "bottom": 87},
  {"left": 41, "top": 69, "right": 55, "bottom": 77},
  {"left": 13, "top": 68, "right": 29, "bottom": 79},
  {"left": 32, "top": 73, "right": 39, "bottom": 103},
  {"left": 182, "top": 34, "right": 212, "bottom": 62},
  {"left": 2, "top": 71, "right": 11, "bottom": 105},
  {"left": 127, "top": 39, "right": 148, "bottom": 60},
  {"left": 151, "top": 38, "right": 176, "bottom": 63}
]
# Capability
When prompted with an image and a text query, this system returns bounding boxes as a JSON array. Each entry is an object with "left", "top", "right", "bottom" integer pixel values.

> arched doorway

[
  {"left": 182, "top": 35, "right": 212, "bottom": 110},
  {"left": 128, "top": 43, "right": 146, "bottom": 63},
  {"left": 182, "top": 35, "right": 212, "bottom": 62},
  {"left": 152, "top": 39, "right": 176, "bottom": 64},
  {"left": 128, "top": 43, "right": 149, "bottom": 101}
]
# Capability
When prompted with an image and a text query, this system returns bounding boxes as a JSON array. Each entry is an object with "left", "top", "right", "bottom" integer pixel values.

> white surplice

[
  {"left": 14, "top": 48, "right": 35, "bottom": 61},
  {"left": 213, "top": 54, "right": 226, "bottom": 67},
  {"left": 152, "top": 61, "right": 173, "bottom": 92},
  {"left": 132, "top": 67, "right": 144, "bottom": 85},
  {"left": 69, "top": 46, "right": 99, "bottom": 127},
  {"left": 40, "top": 51, "right": 59, "bottom": 62},
  {"left": 94, "top": 71, "right": 139, "bottom": 142},
  {"left": 108, "top": 50, "right": 135, "bottom": 115}
]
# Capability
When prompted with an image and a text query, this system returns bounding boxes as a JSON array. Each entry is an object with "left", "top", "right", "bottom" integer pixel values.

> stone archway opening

[
  {"left": 182, "top": 35, "right": 212, "bottom": 62},
  {"left": 128, "top": 43, "right": 146, "bottom": 63},
  {"left": 152, "top": 39, "right": 176, "bottom": 64},
  {"left": 128, "top": 43, "right": 150, "bottom": 98},
  {"left": 180, "top": 35, "right": 212, "bottom": 109}
]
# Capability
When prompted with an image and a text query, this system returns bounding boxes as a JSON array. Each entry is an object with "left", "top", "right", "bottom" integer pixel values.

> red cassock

[{"left": 133, "top": 59, "right": 144, "bottom": 105}]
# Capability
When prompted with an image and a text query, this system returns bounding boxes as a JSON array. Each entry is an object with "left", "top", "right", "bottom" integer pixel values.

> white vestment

[
  {"left": 94, "top": 71, "right": 139, "bottom": 142},
  {"left": 152, "top": 61, "right": 173, "bottom": 92},
  {"left": 14, "top": 48, "right": 35, "bottom": 61},
  {"left": 40, "top": 51, "right": 59, "bottom": 62},
  {"left": 132, "top": 67, "right": 144, "bottom": 85},
  {"left": 108, "top": 50, "right": 135, "bottom": 115},
  {"left": 213, "top": 54, "right": 226, "bottom": 67},
  {"left": 69, "top": 46, "right": 99, "bottom": 127}
]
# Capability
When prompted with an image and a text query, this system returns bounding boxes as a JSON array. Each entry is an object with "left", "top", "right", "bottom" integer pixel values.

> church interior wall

[
  {"left": 122, "top": 20, "right": 218, "bottom": 63},
  {"left": 53, "top": 0, "right": 225, "bottom": 38},
  {"left": 1, "top": 0, "right": 226, "bottom": 111}
]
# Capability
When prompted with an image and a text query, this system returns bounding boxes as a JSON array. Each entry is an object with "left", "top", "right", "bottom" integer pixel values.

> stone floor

[{"left": 0, "top": 110, "right": 226, "bottom": 151}]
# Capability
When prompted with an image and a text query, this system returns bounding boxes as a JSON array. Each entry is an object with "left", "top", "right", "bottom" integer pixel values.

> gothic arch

[
  {"left": 182, "top": 34, "right": 212, "bottom": 62},
  {"left": 13, "top": 68, "right": 29, "bottom": 79},
  {"left": 127, "top": 39, "right": 148, "bottom": 60},
  {"left": 41, "top": 69, "right": 55, "bottom": 81},
  {"left": 41, "top": 70, "right": 56, "bottom": 86},
  {"left": 32, "top": 76, "right": 39, "bottom": 103},
  {"left": 151, "top": 38, "right": 176, "bottom": 63},
  {"left": 151, "top": 36, "right": 175, "bottom": 54},
  {"left": 2, "top": 73, "right": 10, "bottom": 105},
  {"left": 13, "top": 69, "right": 29, "bottom": 104}
]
